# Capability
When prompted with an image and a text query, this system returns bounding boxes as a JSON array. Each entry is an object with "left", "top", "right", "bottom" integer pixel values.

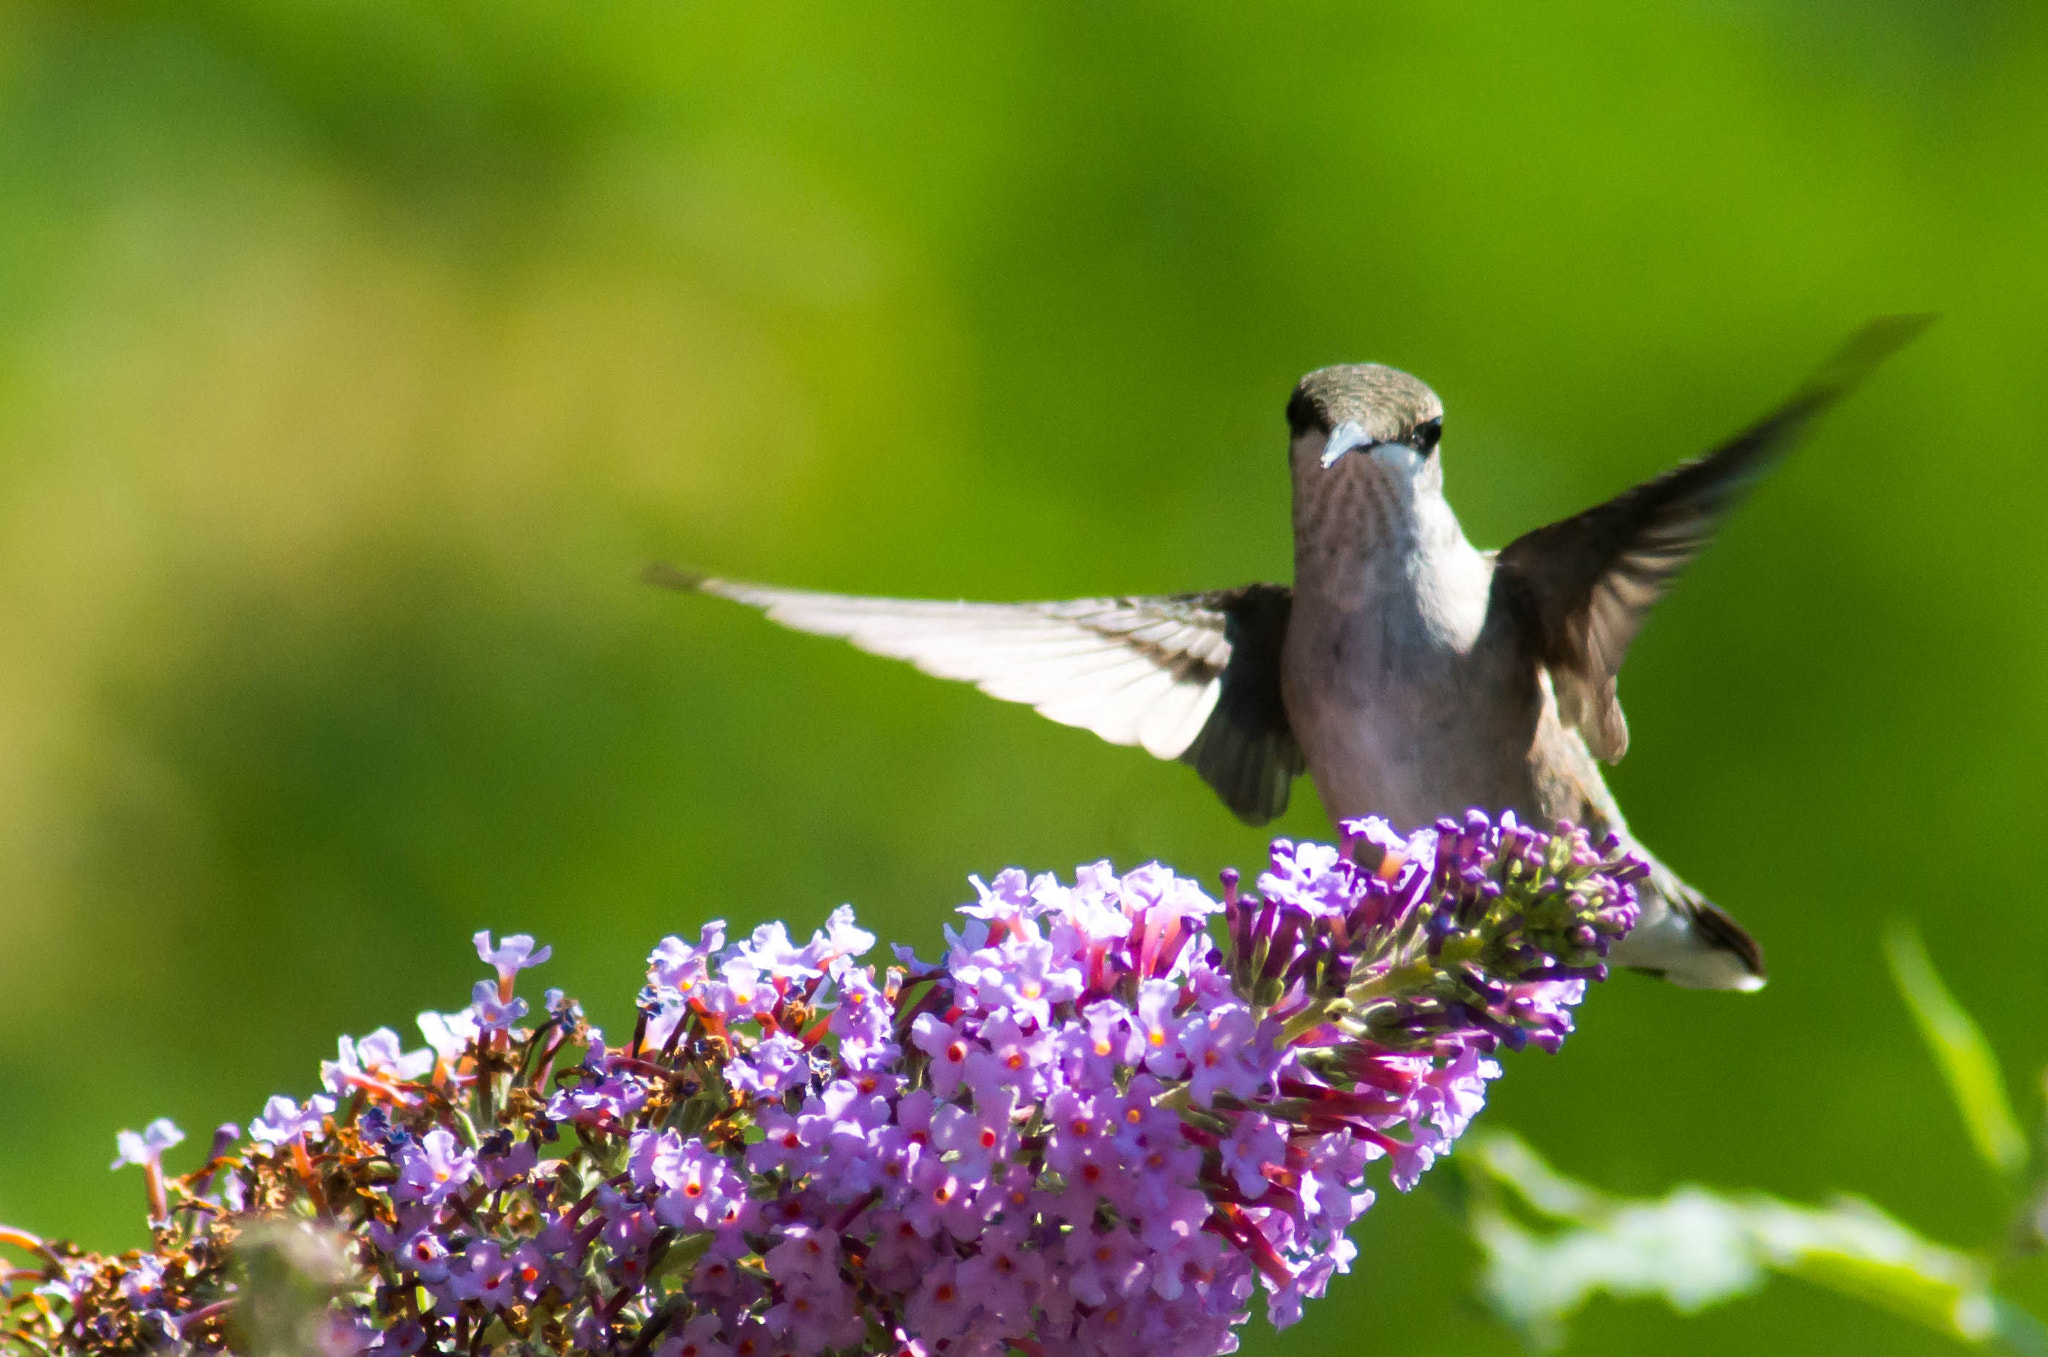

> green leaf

[
  {"left": 1459, "top": 1130, "right": 2042, "bottom": 1353},
  {"left": 1883, "top": 919, "right": 2029, "bottom": 1178}
]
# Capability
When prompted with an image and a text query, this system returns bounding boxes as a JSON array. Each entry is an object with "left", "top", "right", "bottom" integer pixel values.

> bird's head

[{"left": 1286, "top": 364, "right": 1445, "bottom": 497}]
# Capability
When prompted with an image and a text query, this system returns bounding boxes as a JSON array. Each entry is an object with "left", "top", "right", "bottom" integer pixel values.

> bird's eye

[{"left": 1411, "top": 417, "right": 1442, "bottom": 455}]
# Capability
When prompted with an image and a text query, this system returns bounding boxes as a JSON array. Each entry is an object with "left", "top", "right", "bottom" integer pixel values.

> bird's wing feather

[
  {"left": 648, "top": 567, "right": 1304, "bottom": 823},
  {"left": 1494, "top": 314, "right": 1933, "bottom": 762},
  {"left": 1175, "top": 583, "right": 1302, "bottom": 824}
]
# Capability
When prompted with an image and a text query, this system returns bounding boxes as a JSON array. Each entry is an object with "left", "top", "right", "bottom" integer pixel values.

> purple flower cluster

[{"left": 0, "top": 814, "right": 1640, "bottom": 1357}]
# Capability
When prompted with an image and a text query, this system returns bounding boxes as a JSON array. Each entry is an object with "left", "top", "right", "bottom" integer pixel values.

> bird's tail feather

[{"left": 1612, "top": 863, "right": 1768, "bottom": 991}]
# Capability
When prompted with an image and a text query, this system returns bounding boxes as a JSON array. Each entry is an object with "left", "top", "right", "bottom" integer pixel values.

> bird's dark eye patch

[
  {"left": 1410, "top": 417, "right": 1442, "bottom": 455},
  {"left": 1285, "top": 387, "right": 1327, "bottom": 439}
]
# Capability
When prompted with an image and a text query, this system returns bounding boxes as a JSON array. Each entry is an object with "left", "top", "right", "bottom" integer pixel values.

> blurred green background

[{"left": 2, "top": 1, "right": 2045, "bottom": 1351}]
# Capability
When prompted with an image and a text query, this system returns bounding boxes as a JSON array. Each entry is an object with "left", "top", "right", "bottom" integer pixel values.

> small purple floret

[
  {"left": 247, "top": 1094, "right": 336, "bottom": 1148},
  {"left": 109, "top": 1119, "right": 184, "bottom": 1173}
]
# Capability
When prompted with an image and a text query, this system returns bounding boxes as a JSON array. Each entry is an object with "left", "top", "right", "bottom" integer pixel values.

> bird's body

[
  {"left": 1282, "top": 440, "right": 1525, "bottom": 828},
  {"left": 1283, "top": 552, "right": 1574, "bottom": 833},
  {"left": 1274, "top": 366, "right": 1743, "bottom": 983},
  {"left": 655, "top": 317, "right": 1930, "bottom": 991}
]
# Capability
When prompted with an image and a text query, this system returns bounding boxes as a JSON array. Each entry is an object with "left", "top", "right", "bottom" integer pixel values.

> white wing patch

[{"left": 695, "top": 579, "right": 1228, "bottom": 760}]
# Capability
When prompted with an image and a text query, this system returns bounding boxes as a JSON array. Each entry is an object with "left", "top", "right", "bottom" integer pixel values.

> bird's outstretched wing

[
  {"left": 647, "top": 566, "right": 1304, "bottom": 824},
  {"left": 1494, "top": 314, "right": 1934, "bottom": 762}
]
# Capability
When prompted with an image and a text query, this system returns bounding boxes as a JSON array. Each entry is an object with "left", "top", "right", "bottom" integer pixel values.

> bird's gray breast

[{"left": 1282, "top": 542, "right": 1544, "bottom": 830}]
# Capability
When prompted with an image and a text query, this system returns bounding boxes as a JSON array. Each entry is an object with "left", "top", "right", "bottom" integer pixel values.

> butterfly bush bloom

[{"left": 0, "top": 812, "right": 1639, "bottom": 1356}]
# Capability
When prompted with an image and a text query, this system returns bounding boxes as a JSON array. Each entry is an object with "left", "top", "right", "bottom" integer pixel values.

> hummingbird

[{"left": 650, "top": 316, "right": 1930, "bottom": 991}]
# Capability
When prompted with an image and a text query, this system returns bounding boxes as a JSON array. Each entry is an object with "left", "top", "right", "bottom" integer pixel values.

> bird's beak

[{"left": 1319, "top": 420, "right": 1375, "bottom": 469}]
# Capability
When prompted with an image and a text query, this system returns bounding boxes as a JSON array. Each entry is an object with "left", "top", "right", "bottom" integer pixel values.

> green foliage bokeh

[{"left": 1, "top": 3, "right": 2044, "bottom": 1352}]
